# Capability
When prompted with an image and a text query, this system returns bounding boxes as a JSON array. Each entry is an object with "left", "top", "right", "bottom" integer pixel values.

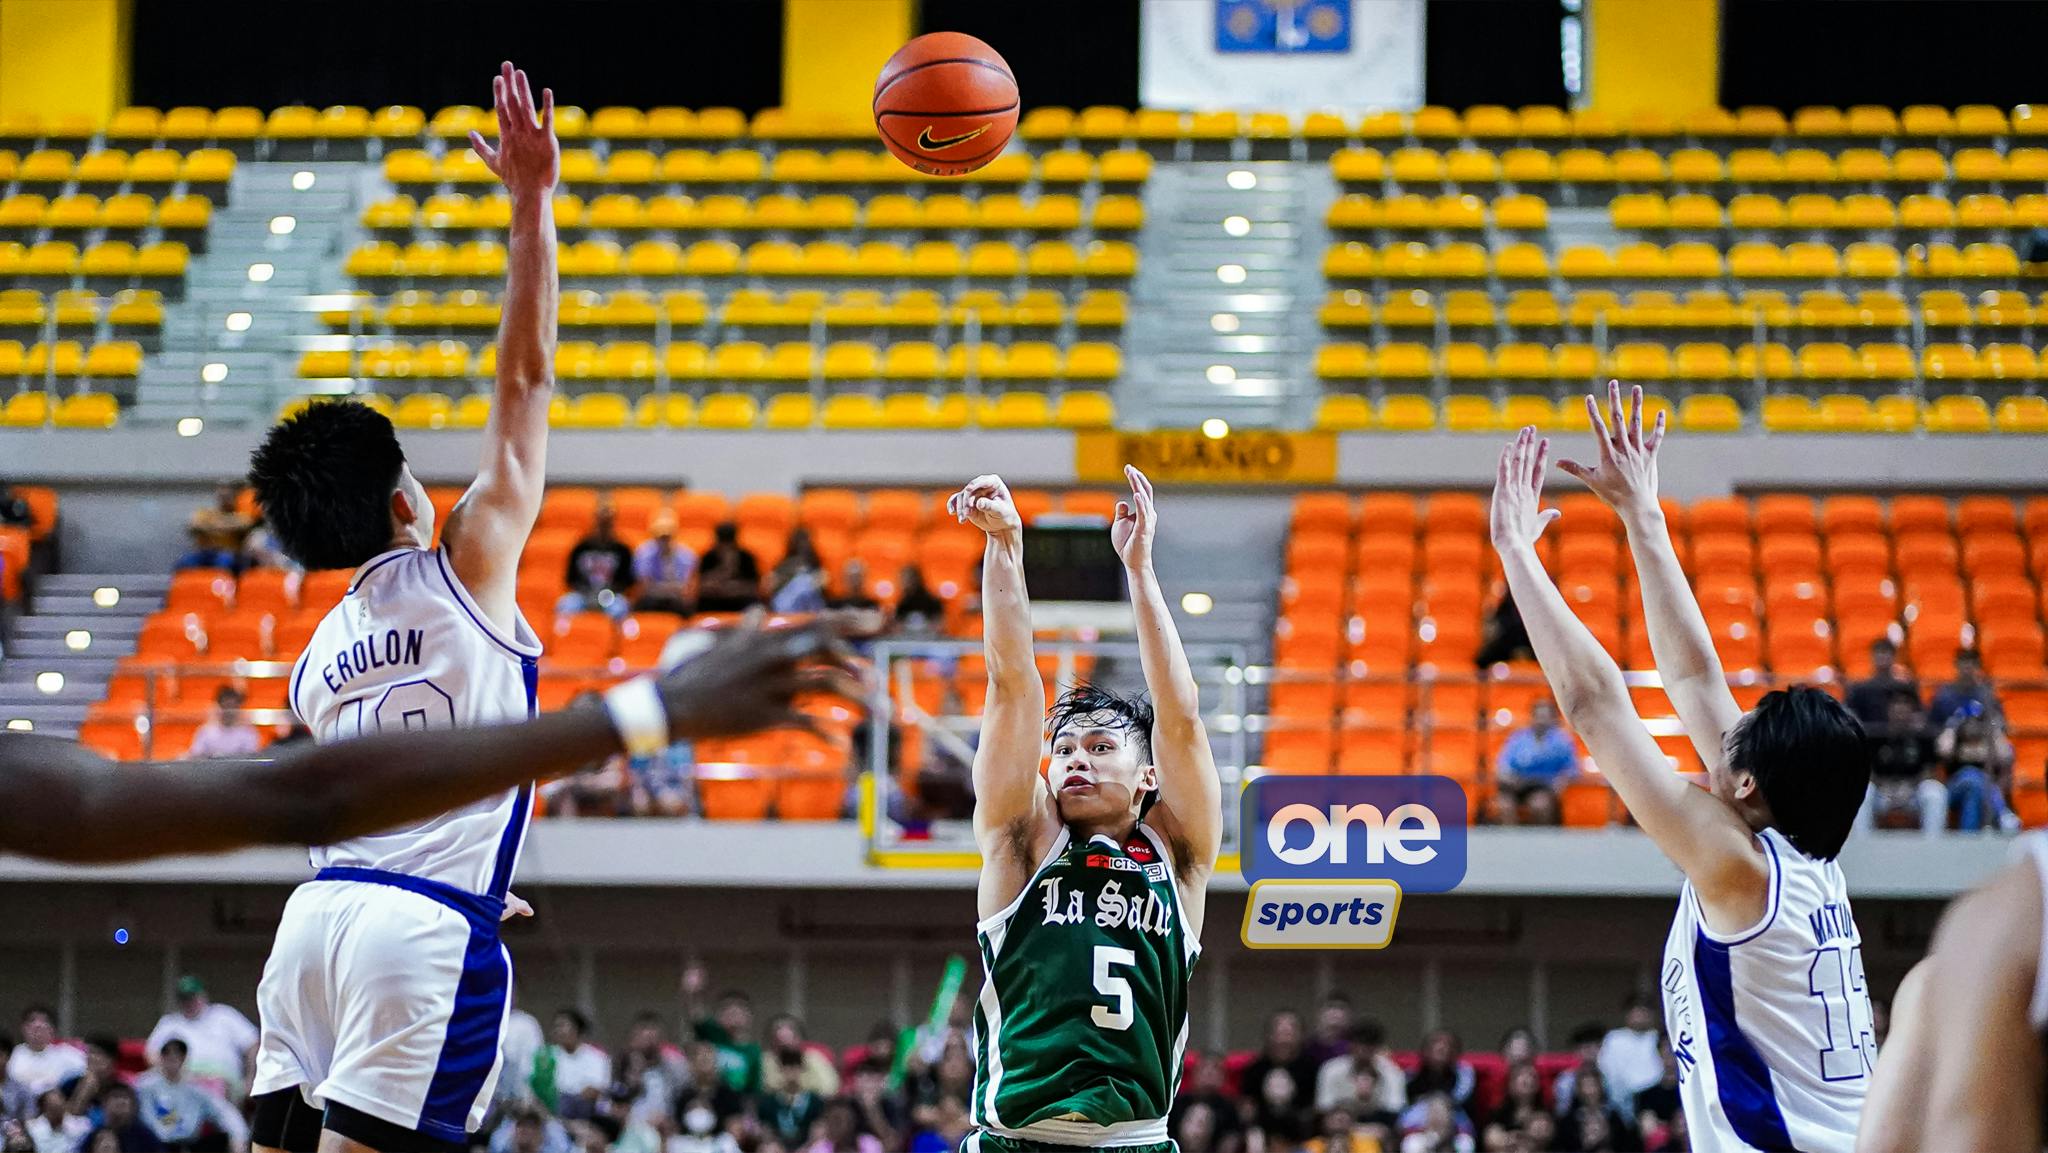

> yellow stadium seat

[
  {"left": 1445, "top": 149, "right": 1500, "bottom": 185},
  {"left": 1983, "top": 344, "right": 2041, "bottom": 380},
  {"left": 1679, "top": 394, "right": 1742, "bottom": 432},
  {"left": 394, "top": 392, "right": 452, "bottom": 430},
  {"left": 821, "top": 341, "right": 880, "bottom": 380},
  {"left": 694, "top": 392, "right": 758, "bottom": 429},
  {"left": 1925, "top": 395, "right": 1992, "bottom": 434},
  {"left": 1, "top": 390, "right": 48, "bottom": 428},
  {"left": 1492, "top": 194, "right": 1547, "bottom": 231},
  {"left": 1728, "top": 242, "right": 1788, "bottom": 278},
  {"left": 1610, "top": 193, "right": 1667, "bottom": 230},
  {"left": 1558, "top": 246, "right": 1615, "bottom": 279},
  {"left": 1376, "top": 343, "right": 1433, "bottom": 380},
  {"left": 820, "top": 393, "right": 885, "bottom": 429},
  {"left": 1315, "top": 394, "right": 1373, "bottom": 432},
  {"left": 52, "top": 392, "right": 117, "bottom": 429},
  {"left": 1955, "top": 105, "right": 2010, "bottom": 135},
  {"left": 1019, "top": 106, "right": 1074, "bottom": 142},
  {"left": 1837, "top": 149, "right": 1891, "bottom": 183},
  {"left": 1870, "top": 395, "right": 1917, "bottom": 433},
  {"left": 1464, "top": 105, "right": 1517, "bottom": 139},
  {"left": 754, "top": 393, "right": 809, "bottom": 429},
  {"left": 1889, "top": 148, "right": 1947, "bottom": 184},
  {"left": 0, "top": 194, "right": 44, "bottom": 228},
  {"left": 1844, "top": 242, "right": 1903, "bottom": 279},
  {"left": 1377, "top": 394, "right": 1435, "bottom": 431},
  {"left": 978, "top": 392, "right": 1050, "bottom": 429},
  {"left": 105, "top": 107, "right": 160, "bottom": 142},
  {"left": 1441, "top": 343, "right": 1491, "bottom": 380},
  {"left": 1053, "top": 390, "right": 1115, "bottom": 428},
  {"left": 1097, "top": 150, "right": 1152, "bottom": 184},
  {"left": 1995, "top": 395, "right": 2048, "bottom": 433},
  {"left": 154, "top": 193, "right": 210, "bottom": 231},
  {"left": 1674, "top": 343, "right": 1736, "bottom": 381},
  {"left": 1492, "top": 343, "right": 1552, "bottom": 380},
  {"left": 1668, "top": 149, "right": 1726, "bottom": 184},
  {"left": 369, "top": 105, "right": 426, "bottom": 138},
  {"left": 1555, "top": 148, "right": 1615, "bottom": 184},
  {"left": 1390, "top": 147, "right": 1445, "bottom": 184},
  {"left": 1612, "top": 148, "right": 1668, "bottom": 183},
  {"left": 1787, "top": 244, "right": 1843, "bottom": 278},
  {"left": 1442, "top": 395, "right": 1497, "bottom": 432},
  {"left": 73, "top": 150, "right": 127, "bottom": 184},
  {"left": 1331, "top": 147, "right": 1386, "bottom": 184},
  {"left": 1064, "top": 343, "right": 1122, "bottom": 381},
  {"left": 1501, "top": 148, "right": 1558, "bottom": 184},
  {"left": 83, "top": 341, "right": 141, "bottom": 377}
]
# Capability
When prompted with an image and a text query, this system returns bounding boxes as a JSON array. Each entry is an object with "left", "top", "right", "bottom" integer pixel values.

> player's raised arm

[
  {"left": 442, "top": 61, "right": 561, "bottom": 631},
  {"left": 0, "top": 623, "right": 857, "bottom": 864},
  {"left": 1491, "top": 429, "right": 1761, "bottom": 900},
  {"left": 949, "top": 477, "right": 1055, "bottom": 891},
  {"left": 1560, "top": 382, "right": 1743, "bottom": 773},
  {"left": 1112, "top": 466, "right": 1220, "bottom": 882}
]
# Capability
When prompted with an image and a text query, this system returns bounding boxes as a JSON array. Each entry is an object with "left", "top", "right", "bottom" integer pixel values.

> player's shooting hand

[
  {"left": 655, "top": 616, "right": 871, "bottom": 742},
  {"left": 469, "top": 61, "right": 559, "bottom": 202},
  {"left": 1111, "top": 464, "right": 1156, "bottom": 572},
  {"left": 1489, "top": 426, "right": 1561, "bottom": 553},
  {"left": 947, "top": 474, "right": 1023, "bottom": 538},
  {"left": 1558, "top": 380, "right": 1667, "bottom": 520}
]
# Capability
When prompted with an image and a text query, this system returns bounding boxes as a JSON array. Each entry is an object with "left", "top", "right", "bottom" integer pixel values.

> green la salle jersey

[{"left": 971, "top": 823, "right": 1200, "bottom": 1148}]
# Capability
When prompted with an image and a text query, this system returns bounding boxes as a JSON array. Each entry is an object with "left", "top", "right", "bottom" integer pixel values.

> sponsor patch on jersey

[{"left": 1085, "top": 853, "right": 1170, "bottom": 883}]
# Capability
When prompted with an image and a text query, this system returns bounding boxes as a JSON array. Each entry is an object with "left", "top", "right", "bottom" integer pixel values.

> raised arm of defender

[
  {"left": 952, "top": 475, "right": 1058, "bottom": 915},
  {"left": 442, "top": 61, "right": 562, "bottom": 632},
  {"left": 1560, "top": 382, "right": 1744, "bottom": 773},
  {"left": 1113, "top": 467, "right": 1220, "bottom": 891},
  {"left": 1490, "top": 429, "right": 1763, "bottom": 914}
]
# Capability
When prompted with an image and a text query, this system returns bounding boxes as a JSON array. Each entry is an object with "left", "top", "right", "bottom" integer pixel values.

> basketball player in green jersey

[{"left": 946, "top": 465, "right": 1222, "bottom": 1153}]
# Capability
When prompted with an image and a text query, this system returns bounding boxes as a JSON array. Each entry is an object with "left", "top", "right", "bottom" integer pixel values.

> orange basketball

[{"left": 872, "top": 31, "right": 1019, "bottom": 177}]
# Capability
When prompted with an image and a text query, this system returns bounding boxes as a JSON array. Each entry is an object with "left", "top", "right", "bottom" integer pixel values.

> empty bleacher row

[
  {"left": 1318, "top": 286, "right": 2048, "bottom": 337},
  {"left": 1266, "top": 490, "right": 2048, "bottom": 825},
  {"left": 364, "top": 190, "right": 1145, "bottom": 234},
  {"left": 343, "top": 236, "right": 1140, "bottom": 282},
  {"left": 1308, "top": 390, "right": 2027, "bottom": 435},
  {"left": 281, "top": 386, "right": 1116, "bottom": 431},
  {"left": 1331, "top": 144, "right": 2048, "bottom": 195},
  {"left": 384, "top": 147, "right": 1152, "bottom": 190},
  {"left": 1320, "top": 238, "right": 2032, "bottom": 282},
  {"left": 1609, "top": 191, "right": 2048, "bottom": 235},
  {"left": 8, "top": 103, "right": 2044, "bottom": 152},
  {"left": 299, "top": 339, "right": 1123, "bottom": 385}
]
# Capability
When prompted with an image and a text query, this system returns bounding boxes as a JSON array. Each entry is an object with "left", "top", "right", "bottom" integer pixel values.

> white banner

[{"left": 1140, "top": 0, "right": 1426, "bottom": 112}]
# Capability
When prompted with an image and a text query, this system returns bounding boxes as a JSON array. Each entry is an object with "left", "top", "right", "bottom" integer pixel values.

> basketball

[{"left": 872, "top": 31, "right": 1019, "bottom": 176}]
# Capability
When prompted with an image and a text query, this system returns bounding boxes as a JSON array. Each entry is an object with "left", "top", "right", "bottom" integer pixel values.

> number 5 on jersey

[{"left": 1092, "top": 945, "right": 1136, "bottom": 1031}]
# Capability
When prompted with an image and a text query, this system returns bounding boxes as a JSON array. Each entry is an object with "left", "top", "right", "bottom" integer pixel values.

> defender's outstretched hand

[
  {"left": 1112, "top": 464, "right": 1157, "bottom": 572},
  {"left": 469, "top": 61, "right": 559, "bottom": 200},
  {"left": 949, "top": 474, "right": 1024, "bottom": 537},
  {"left": 1558, "top": 380, "right": 1667, "bottom": 518},
  {"left": 658, "top": 617, "right": 866, "bottom": 743},
  {"left": 1490, "top": 426, "right": 1561, "bottom": 553}
]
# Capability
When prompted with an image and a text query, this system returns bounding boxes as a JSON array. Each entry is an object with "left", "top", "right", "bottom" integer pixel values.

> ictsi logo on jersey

[{"left": 1239, "top": 776, "right": 1468, "bottom": 949}]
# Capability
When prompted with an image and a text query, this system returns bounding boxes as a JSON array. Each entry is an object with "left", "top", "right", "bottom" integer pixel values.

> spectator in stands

[
  {"left": 1597, "top": 995, "right": 1663, "bottom": 1114},
  {"left": 183, "top": 688, "right": 262, "bottom": 762},
  {"left": 1493, "top": 699, "right": 1578, "bottom": 825},
  {"left": 488, "top": 1105, "right": 568, "bottom": 1153},
  {"left": 495, "top": 991, "right": 545, "bottom": 1109},
  {"left": 81, "top": 1085, "right": 157, "bottom": 1153},
  {"left": 59, "top": 1038, "right": 121, "bottom": 1124},
  {"left": 237, "top": 520, "right": 295, "bottom": 574},
  {"left": 23, "top": 1090, "right": 83, "bottom": 1153},
  {"left": 695, "top": 523, "right": 763, "bottom": 614},
  {"left": 0, "top": 486, "right": 31, "bottom": 528},
  {"left": 1631, "top": 1040, "right": 1682, "bottom": 1153},
  {"left": 1475, "top": 589, "right": 1533, "bottom": 668},
  {"left": 1249, "top": 1062, "right": 1315, "bottom": 1149},
  {"left": 607, "top": 1011, "right": 684, "bottom": 1128},
  {"left": 0, "top": 1029, "right": 31, "bottom": 1128},
  {"left": 1404, "top": 1030, "right": 1476, "bottom": 1124},
  {"left": 1326, "top": 1062, "right": 1401, "bottom": 1144},
  {"left": 762, "top": 1015, "right": 839, "bottom": 1099},
  {"left": 674, "top": 1040, "right": 747, "bottom": 1140},
  {"left": 132, "top": 1040, "right": 246, "bottom": 1152},
  {"left": 1550, "top": 1024, "right": 1605, "bottom": 1120},
  {"left": 1316, "top": 1018, "right": 1406, "bottom": 1115},
  {"left": 1860, "top": 690, "right": 1946, "bottom": 834},
  {"left": 845, "top": 1056, "right": 904, "bottom": 1152},
  {"left": 1307, "top": 993, "right": 1355, "bottom": 1065},
  {"left": 558, "top": 501, "right": 636, "bottom": 621},
  {"left": 683, "top": 961, "right": 762, "bottom": 1093},
  {"left": 542, "top": 692, "right": 629, "bottom": 817},
  {"left": 7, "top": 1009, "right": 82, "bottom": 1099},
  {"left": 1307, "top": 1103, "right": 1393, "bottom": 1153},
  {"left": 547, "top": 1009, "right": 609, "bottom": 1121},
  {"left": 1170, "top": 1100, "right": 1227, "bottom": 1153},
  {"left": 1482, "top": 1061, "right": 1548, "bottom": 1152},
  {"left": 906, "top": 1092, "right": 970, "bottom": 1153},
  {"left": 1938, "top": 704, "right": 2021, "bottom": 833},
  {"left": 178, "top": 485, "right": 252, "bottom": 573},
  {"left": 1169, "top": 1052, "right": 1243, "bottom": 1153},
  {"left": 145, "top": 975, "right": 258, "bottom": 1105},
  {"left": 769, "top": 529, "right": 828, "bottom": 615},
  {"left": 1846, "top": 638, "right": 1918, "bottom": 732},
  {"left": 629, "top": 511, "right": 697, "bottom": 617},
  {"left": 1931, "top": 647, "right": 2004, "bottom": 726},
  {"left": 1557, "top": 1071, "right": 1636, "bottom": 1153},
  {"left": 829, "top": 560, "right": 880, "bottom": 614},
  {"left": 806, "top": 1097, "right": 881, "bottom": 1153},
  {"left": 892, "top": 566, "right": 946, "bottom": 635},
  {"left": 1401, "top": 1092, "right": 1473, "bottom": 1153},
  {"left": 908, "top": 1036, "right": 973, "bottom": 1151},
  {"left": 1240, "top": 1011, "right": 1319, "bottom": 1132}
]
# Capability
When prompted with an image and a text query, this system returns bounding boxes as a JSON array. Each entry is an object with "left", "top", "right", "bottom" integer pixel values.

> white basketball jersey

[
  {"left": 1661, "top": 827, "right": 1872, "bottom": 1153},
  {"left": 288, "top": 547, "right": 542, "bottom": 897}
]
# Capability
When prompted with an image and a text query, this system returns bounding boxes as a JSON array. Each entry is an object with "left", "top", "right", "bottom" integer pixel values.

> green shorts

[{"left": 962, "top": 1133, "right": 1178, "bottom": 1153}]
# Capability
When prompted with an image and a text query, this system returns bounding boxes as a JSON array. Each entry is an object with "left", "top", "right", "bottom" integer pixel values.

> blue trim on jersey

[
  {"left": 432, "top": 549, "right": 542, "bottom": 659},
  {"left": 288, "top": 650, "right": 312, "bottom": 727},
  {"left": 313, "top": 865, "right": 504, "bottom": 933},
  {"left": 1694, "top": 930, "right": 1799, "bottom": 1152},
  {"left": 483, "top": 657, "right": 540, "bottom": 899},
  {"left": 347, "top": 549, "right": 413, "bottom": 595},
  {"left": 417, "top": 929, "right": 511, "bottom": 1139}
]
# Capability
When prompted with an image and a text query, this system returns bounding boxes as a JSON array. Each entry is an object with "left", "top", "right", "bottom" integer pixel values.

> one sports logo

[
  {"left": 1239, "top": 776, "right": 1468, "bottom": 949},
  {"left": 918, "top": 124, "right": 989, "bottom": 151}
]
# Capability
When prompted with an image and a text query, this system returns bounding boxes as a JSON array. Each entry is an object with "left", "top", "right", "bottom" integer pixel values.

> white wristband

[{"left": 604, "top": 677, "right": 669, "bottom": 759}]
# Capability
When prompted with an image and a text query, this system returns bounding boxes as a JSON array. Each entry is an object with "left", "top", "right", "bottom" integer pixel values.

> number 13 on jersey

[{"left": 1809, "top": 945, "right": 1873, "bottom": 1080}]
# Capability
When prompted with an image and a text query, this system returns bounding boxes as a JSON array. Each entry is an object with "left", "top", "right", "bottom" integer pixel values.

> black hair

[
  {"left": 85, "top": 1035, "right": 119, "bottom": 1058},
  {"left": 158, "top": 1038, "right": 188, "bottom": 1059},
  {"left": 1352, "top": 1018, "right": 1386, "bottom": 1047},
  {"left": 713, "top": 521, "right": 739, "bottom": 544},
  {"left": 1569, "top": 1023, "right": 1605, "bottom": 1047},
  {"left": 1728, "top": 686, "right": 1870, "bottom": 861},
  {"left": 1047, "top": 682, "right": 1155, "bottom": 764},
  {"left": 19, "top": 1004, "right": 51, "bottom": 1025},
  {"left": 631, "top": 1010, "right": 665, "bottom": 1027},
  {"left": 554, "top": 1007, "right": 590, "bottom": 1036},
  {"left": 247, "top": 400, "right": 407, "bottom": 571}
]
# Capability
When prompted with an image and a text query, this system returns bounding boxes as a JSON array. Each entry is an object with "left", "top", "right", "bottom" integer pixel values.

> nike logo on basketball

[{"left": 918, "top": 124, "right": 988, "bottom": 151}]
